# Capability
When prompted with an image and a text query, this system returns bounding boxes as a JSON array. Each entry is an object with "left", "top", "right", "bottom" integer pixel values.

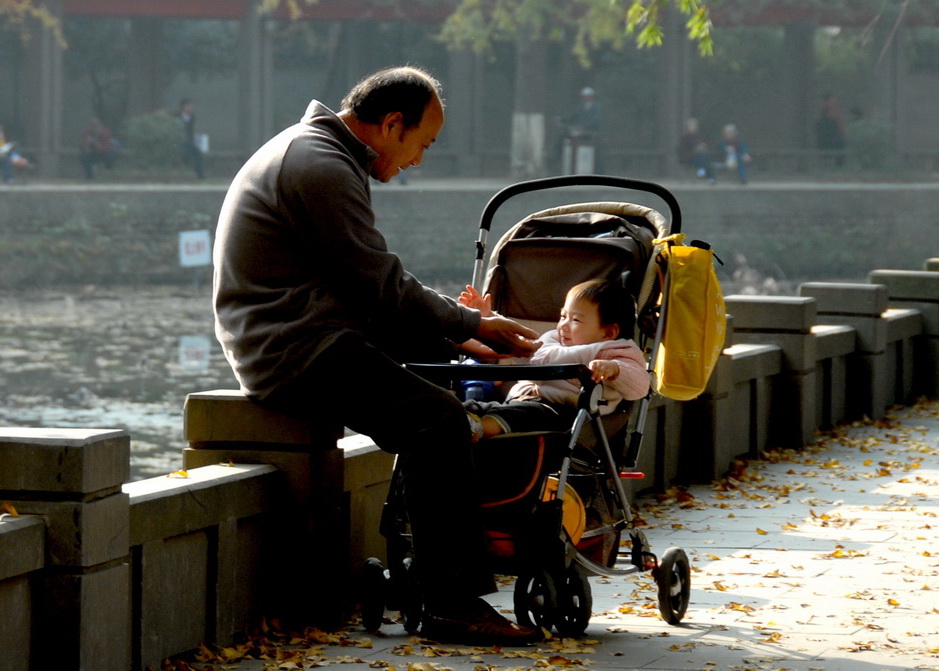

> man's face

[{"left": 370, "top": 97, "right": 444, "bottom": 183}]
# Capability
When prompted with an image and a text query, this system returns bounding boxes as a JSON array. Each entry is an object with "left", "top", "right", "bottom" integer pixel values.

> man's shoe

[{"left": 422, "top": 598, "right": 542, "bottom": 646}]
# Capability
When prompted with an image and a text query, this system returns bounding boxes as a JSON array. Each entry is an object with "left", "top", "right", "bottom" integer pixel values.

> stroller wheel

[
  {"left": 360, "top": 557, "right": 387, "bottom": 633},
  {"left": 554, "top": 564, "right": 592, "bottom": 638},
  {"left": 513, "top": 570, "right": 558, "bottom": 632},
  {"left": 654, "top": 547, "right": 691, "bottom": 624}
]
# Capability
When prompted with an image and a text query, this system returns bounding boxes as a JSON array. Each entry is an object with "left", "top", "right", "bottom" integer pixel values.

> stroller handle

[{"left": 477, "top": 175, "right": 682, "bottom": 235}]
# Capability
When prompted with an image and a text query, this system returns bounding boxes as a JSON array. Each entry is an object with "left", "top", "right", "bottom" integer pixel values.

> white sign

[
  {"left": 179, "top": 229, "right": 212, "bottom": 268},
  {"left": 178, "top": 336, "right": 211, "bottom": 371}
]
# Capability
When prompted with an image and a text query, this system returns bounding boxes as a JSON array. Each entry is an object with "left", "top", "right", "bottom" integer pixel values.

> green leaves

[{"left": 440, "top": 0, "right": 713, "bottom": 66}]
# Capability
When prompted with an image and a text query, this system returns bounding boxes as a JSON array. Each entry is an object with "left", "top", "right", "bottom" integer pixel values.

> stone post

[
  {"left": 182, "top": 390, "right": 350, "bottom": 628},
  {"left": 869, "top": 269, "right": 939, "bottom": 396},
  {"left": 799, "top": 282, "right": 891, "bottom": 420},
  {"left": 0, "top": 516, "right": 44, "bottom": 671},
  {"left": 0, "top": 428, "right": 131, "bottom": 671},
  {"left": 724, "top": 296, "right": 818, "bottom": 449}
]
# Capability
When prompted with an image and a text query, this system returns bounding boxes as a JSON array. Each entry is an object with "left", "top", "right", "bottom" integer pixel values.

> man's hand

[
  {"left": 475, "top": 315, "right": 540, "bottom": 358},
  {"left": 459, "top": 338, "right": 504, "bottom": 361}
]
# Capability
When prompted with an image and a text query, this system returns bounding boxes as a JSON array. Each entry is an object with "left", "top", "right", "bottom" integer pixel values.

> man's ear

[{"left": 380, "top": 111, "right": 405, "bottom": 138}]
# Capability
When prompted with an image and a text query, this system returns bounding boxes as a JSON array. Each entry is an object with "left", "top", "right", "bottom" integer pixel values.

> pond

[
  {"left": 0, "top": 276, "right": 785, "bottom": 481},
  {"left": 0, "top": 285, "right": 232, "bottom": 480}
]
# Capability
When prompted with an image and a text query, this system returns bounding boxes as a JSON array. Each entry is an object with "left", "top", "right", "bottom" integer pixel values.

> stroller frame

[{"left": 361, "top": 176, "right": 691, "bottom": 638}]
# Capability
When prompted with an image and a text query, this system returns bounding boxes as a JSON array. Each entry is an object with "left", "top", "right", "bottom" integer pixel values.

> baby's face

[{"left": 557, "top": 297, "right": 613, "bottom": 346}]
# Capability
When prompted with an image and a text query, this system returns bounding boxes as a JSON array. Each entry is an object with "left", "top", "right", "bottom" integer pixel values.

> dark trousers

[
  {"left": 262, "top": 331, "right": 495, "bottom": 611},
  {"left": 183, "top": 143, "right": 205, "bottom": 178},
  {"left": 80, "top": 151, "right": 115, "bottom": 179},
  {"left": 464, "top": 398, "right": 569, "bottom": 434}
]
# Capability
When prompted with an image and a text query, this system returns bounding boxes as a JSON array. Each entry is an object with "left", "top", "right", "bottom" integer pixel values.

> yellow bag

[{"left": 652, "top": 234, "right": 726, "bottom": 401}]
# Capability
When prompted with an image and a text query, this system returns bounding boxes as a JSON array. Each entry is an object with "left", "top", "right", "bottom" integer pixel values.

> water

[
  {"left": 0, "top": 276, "right": 792, "bottom": 482},
  {"left": 0, "top": 285, "right": 233, "bottom": 480}
]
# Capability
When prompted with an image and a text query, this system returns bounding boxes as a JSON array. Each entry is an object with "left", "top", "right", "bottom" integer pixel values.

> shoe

[{"left": 422, "top": 598, "right": 542, "bottom": 646}]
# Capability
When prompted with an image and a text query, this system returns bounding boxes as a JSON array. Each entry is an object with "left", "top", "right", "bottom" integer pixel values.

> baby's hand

[
  {"left": 588, "top": 359, "right": 620, "bottom": 382},
  {"left": 459, "top": 285, "right": 494, "bottom": 317}
]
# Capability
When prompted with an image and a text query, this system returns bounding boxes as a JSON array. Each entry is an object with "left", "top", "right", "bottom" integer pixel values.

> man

[
  {"left": 178, "top": 98, "right": 205, "bottom": 178},
  {"left": 79, "top": 117, "right": 118, "bottom": 180},
  {"left": 678, "top": 117, "right": 714, "bottom": 184},
  {"left": 559, "top": 86, "right": 604, "bottom": 173},
  {"left": 213, "top": 66, "right": 542, "bottom": 645}
]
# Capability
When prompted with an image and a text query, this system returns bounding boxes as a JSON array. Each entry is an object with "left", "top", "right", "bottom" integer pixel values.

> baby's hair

[{"left": 567, "top": 279, "right": 636, "bottom": 337}]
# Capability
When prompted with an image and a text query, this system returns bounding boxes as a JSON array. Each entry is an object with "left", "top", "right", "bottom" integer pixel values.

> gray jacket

[{"left": 213, "top": 100, "right": 479, "bottom": 398}]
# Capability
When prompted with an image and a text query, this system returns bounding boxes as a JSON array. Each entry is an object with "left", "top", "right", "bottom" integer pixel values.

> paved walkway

[{"left": 172, "top": 399, "right": 939, "bottom": 671}]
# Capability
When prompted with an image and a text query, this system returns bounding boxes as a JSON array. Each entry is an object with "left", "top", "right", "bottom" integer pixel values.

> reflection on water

[{"left": 0, "top": 286, "right": 233, "bottom": 481}]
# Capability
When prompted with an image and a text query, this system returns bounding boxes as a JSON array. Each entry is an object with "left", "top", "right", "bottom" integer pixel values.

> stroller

[{"left": 361, "top": 175, "right": 692, "bottom": 638}]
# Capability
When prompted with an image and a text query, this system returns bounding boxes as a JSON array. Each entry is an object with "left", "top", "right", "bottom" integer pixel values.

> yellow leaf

[
  {"left": 887, "top": 598, "right": 900, "bottom": 606},
  {"left": 756, "top": 528, "right": 768, "bottom": 535},
  {"left": 195, "top": 642, "right": 216, "bottom": 662},
  {"left": 0, "top": 502, "right": 20, "bottom": 516},
  {"left": 728, "top": 602, "right": 755, "bottom": 614},
  {"left": 167, "top": 469, "right": 189, "bottom": 478}
]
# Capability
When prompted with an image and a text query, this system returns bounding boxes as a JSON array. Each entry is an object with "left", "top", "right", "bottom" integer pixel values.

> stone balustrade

[{"left": 1, "top": 264, "right": 937, "bottom": 671}]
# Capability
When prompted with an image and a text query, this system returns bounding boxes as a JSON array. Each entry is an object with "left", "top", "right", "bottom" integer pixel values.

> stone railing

[
  {"left": 0, "top": 422, "right": 391, "bottom": 671},
  {"left": 1, "top": 262, "right": 936, "bottom": 671}
]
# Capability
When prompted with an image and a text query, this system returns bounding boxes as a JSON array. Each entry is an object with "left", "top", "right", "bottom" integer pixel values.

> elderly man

[{"left": 213, "top": 66, "right": 542, "bottom": 645}]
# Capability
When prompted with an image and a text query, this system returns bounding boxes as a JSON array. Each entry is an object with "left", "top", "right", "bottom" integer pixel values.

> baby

[{"left": 460, "top": 278, "right": 650, "bottom": 440}]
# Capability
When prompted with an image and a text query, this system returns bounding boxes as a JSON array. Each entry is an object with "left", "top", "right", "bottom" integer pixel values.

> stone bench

[
  {"left": 0, "top": 515, "right": 45, "bottom": 671},
  {"left": 724, "top": 295, "right": 818, "bottom": 450},
  {"left": 181, "top": 389, "right": 395, "bottom": 624},
  {"left": 811, "top": 324, "right": 856, "bottom": 428},
  {"left": 0, "top": 428, "right": 131, "bottom": 671},
  {"left": 679, "top": 340, "right": 783, "bottom": 481},
  {"left": 869, "top": 269, "right": 939, "bottom": 397}
]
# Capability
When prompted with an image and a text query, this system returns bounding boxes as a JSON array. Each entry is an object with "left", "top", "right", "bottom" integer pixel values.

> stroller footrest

[{"left": 619, "top": 471, "right": 645, "bottom": 479}]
